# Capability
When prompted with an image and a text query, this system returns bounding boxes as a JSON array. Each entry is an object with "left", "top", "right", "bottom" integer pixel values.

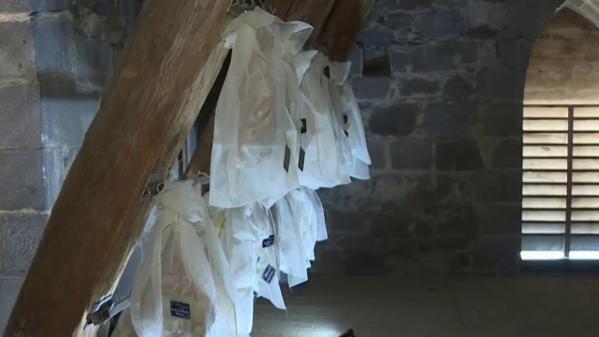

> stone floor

[{"left": 253, "top": 274, "right": 599, "bottom": 337}]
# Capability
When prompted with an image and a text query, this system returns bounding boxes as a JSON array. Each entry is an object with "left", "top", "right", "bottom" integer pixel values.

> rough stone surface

[
  {"left": 353, "top": 77, "right": 391, "bottom": 101},
  {"left": 0, "top": 150, "right": 45, "bottom": 210},
  {"left": 422, "top": 102, "right": 475, "bottom": 138},
  {"left": 0, "top": 214, "right": 46, "bottom": 276},
  {"left": 0, "top": 21, "right": 36, "bottom": 81},
  {"left": 369, "top": 104, "right": 418, "bottom": 136},
  {"left": 390, "top": 140, "right": 433, "bottom": 169},
  {"left": 40, "top": 85, "right": 99, "bottom": 147},
  {"left": 29, "top": 0, "right": 71, "bottom": 12},
  {"left": 436, "top": 139, "right": 484, "bottom": 171},
  {"left": 0, "top": 82, "right": 41, "bottom": 149},
  {"left": 31, "top": 12, "right": 74, "bottom": 82},
  {"left": 0, "top": 0, "right": 29, "bottom": 12},
  {"left": 0, "top": 277, "right": 22, "bottom": 334}
]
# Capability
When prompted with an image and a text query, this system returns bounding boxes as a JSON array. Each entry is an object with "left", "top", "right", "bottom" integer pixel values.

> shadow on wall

[
  {"left": 31, "top": 0, "right": 144, "bottom": 207},
  {"left": 25, "top": 0, "right": 571, "bottom": 280},
  {"left": 313, "top": 0, "right": 566, "bottom": 276}
]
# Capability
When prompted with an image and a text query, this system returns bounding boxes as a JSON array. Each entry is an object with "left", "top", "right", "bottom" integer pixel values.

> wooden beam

[
  {"left": 283, "top": 0, "right": 337, "bottom": 47},
  {"left": 3, "top": 0, "right": 232, "bottom": 336},
  {"left": 316, "top": 0, "right": 376, "bottom": 61}
]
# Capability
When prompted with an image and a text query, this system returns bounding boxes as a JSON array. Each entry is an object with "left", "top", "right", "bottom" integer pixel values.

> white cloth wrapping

[
  {"left": 327, "top": 60, "right": 372, "bottom": 180},
  {"left": 130, "top": 180, "right": 237, "bottom": 337},
  {"left": 210, "top": 8, "right": 314, "bottom": 208},
  {"left": 296, "top": 53, "right": 354, "bottom": 189},
  {"left": 273, "top": 187, "right": 328, "bottom": 288},
  {"left": 220, "top": 202, "right": 286, "bottom": 337}
]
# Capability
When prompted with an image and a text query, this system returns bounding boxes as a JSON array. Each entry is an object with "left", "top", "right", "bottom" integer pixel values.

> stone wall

[
  {"left": 0, "top": 0, "right": 574, "bottom": 332},
  {"left": 314, "top": 0, "right": 564, "bottom": 276},
  {"left": 0, "top": 0, "right": 140, "bottom": 332},
  {"left": 0, "top": 2, "right": 44, "bottom": 333}
]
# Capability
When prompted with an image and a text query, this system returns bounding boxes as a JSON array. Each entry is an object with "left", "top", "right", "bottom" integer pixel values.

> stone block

[
  {"left": 72, "top": 35, "right": 113, "bottom": 88},
  {"left": 389, "top": 49, "right": 409, "bottom": 73},
  {"left": 472, "top": 171, "right": 522, "bottom": 203},
  {"left": 30, "top": 0, "right": 71, "bottom": 12},
  {"left": 399, "top": 41, "right": 477, "bottom": 73},
  {"left": 369, "top": 103, "right": 418, "bottom": 136},
  {"left": 497, "top": 33, "right": 533, "bottom": 69},
  {"left": 415, "top": 9, "right": 466, "bottom": 40},
  {"left": 347, "top": 45, "right": 363, "bottom": 78},
  {"left": 492, "top": 140, "right": 521, "bottom": 168},
  {"left": 362, "top": 50, "right": 391, "bottom": 77},
  {"left": 479, "top": 102, "right": 522, "bottom": 137},
  {"left": 325, "top": 209, "right": 371, "bottom": 235},
  {"left": 0, "top": 21, "right": 36, "bottom": 81},
  {"left": 0, "top": 150, "right": 45, "bottom": 210},
  {"left": 41, "top": 83, "right": 99, "bottom": 147},
  {"left": 352, "top": 77, "right": 391, "bottom": 101},
  {"left": 366, "top": 136, "right": 387, "bottom": 169},
  {"left": 0, "top": 213, "right": 46, "bottom": 276},
  {"left": 383, "top": 12, "right": 414, "bottom": 37},
  {"left": 443, "top": 75, "right": 473, "bottom": 99},
  {"left": 477, "top": 203, "right": 521, "bottom": 235},
  {"left": 370, "top": 211, "right": 413, "bottom": 239},
  {"left": 358, "top": 29, "right": 394, "bottom": 48},
  {"left": 31, "top": 12, "right": 74, "bottom": 82},
  {"left": 0, "top": 82, "right": 41, "bottom": 149},
  {"left": 422, "top": 101, "right": 475, "bottom": 138},
  {"left": 435, "top": 201, "right": 476, "bottom": 237},
  {"left": 0, "top": 0, "right": 29, "bottom": 12},
  {"left": 0, "top": 277, "right": 22, "bottom": 334},
  {"left": 436, "top": 139, "right": 484, "bottom": 171},
  {"left": 400, "top": 77, "right": 440, "bottom": 96},
  {"left": 397, "top": 0, "right": 433, "bottom": 10},
  {"left": 390, "top": 139, "right": 433, "bottom": 170},
  {"left": 471, "top": 235, "right": 521, "bottom": 274},
  {"left": 474, "top": 66, "right": 523, "bottom": 100},
  {"left": 344, "top": 250, "right": 387, "bottom": 275}
]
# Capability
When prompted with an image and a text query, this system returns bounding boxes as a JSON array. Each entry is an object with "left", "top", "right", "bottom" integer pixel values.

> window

[{"left": 521, "top": 105, "right": 599, "bottom": 260}]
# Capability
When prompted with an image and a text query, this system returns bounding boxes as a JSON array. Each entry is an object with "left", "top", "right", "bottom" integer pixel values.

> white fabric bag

[
  {"left": 284, "top": 188, "right": 328, "bottom": 266},
  {"left": 297, "top": 52, "right": 353, "bottom": 189},
  {"left": 130, "top": 181, "right": 237, "bottom": 337},
  {"left": 210, "top": 9, "right": 314, "bottom": 208},
  {"left": 272, "top": 195, "right": 309, "bottom": 287},
  {"left": 328, "top": 61, "right": 372, "bottom": 180},
  {"left": 220, "top": 203, "right": 287, "bottom": 337},
  {"left": 221, "top": 203, "right": 286, "bottom": 334}
]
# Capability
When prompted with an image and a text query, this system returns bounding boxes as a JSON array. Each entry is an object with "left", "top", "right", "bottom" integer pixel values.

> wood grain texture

[
  {"left": 2, "top": 0, "right": 231, "bottom": 336},
  {"left": 270, "top": 0, "right": 294, "bottom": 19},
  {"left": 285, "top": 0, "right": 337, "bottom": 47},
  {"left": 316, "top": 0, "right": 376, "bottom": 61}
]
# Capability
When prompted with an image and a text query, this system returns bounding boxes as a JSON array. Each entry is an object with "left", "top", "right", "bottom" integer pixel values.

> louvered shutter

[{"left": 522, "top": 106, "right": 599, "bottom": 260}]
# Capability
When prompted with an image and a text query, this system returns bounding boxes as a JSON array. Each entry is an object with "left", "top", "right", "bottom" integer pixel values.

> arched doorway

[{"left": 522, "top": 5, "right": 599, "bottom": 260}]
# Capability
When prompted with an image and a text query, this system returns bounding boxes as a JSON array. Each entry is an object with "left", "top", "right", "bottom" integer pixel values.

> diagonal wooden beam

[
  {"left": 283, "top": 0, "right": 337, "bottom": 48},
  {"left": 316, "top": 0, "right": 376, "bottom": 61},
  {"left": 3, "top": 0, "right": 233, "bottom": 336}
]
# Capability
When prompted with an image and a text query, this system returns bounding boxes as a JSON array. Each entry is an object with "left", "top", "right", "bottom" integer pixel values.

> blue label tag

[
  {"left": 170, "top": 301, "right": 191, "bottom": 319},
  {"left": 262, "top": 265, "right": 276, "bottom": 284},
  {"left": 262, "top": 235, "right": 275, "bottom": 248}
]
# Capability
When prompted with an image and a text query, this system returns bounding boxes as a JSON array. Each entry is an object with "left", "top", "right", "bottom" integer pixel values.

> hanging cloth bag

[
  {"left": 210, "top": 9, "right": 314, "bottom": 208},
  {"left": 130, "top": 181, "right": 237, "bottom": 337}
]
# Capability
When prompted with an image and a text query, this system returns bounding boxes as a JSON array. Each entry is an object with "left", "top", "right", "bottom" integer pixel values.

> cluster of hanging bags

[{"left": 113, "top": 7, "right": 370, "bottom": 337}]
